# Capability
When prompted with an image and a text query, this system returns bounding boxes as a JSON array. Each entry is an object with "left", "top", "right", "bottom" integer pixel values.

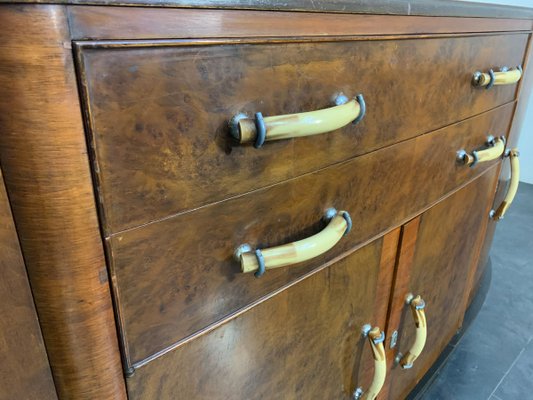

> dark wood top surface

[{"left": 1, "top": 0, "right": 533, "bottom": 19}]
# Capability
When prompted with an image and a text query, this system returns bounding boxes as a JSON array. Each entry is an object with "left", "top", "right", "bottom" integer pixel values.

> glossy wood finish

[
  {"left": 381, "top": 217, "right": 420, "bottom": 400},
  {"left": 362, "top": 229, "right": 401, "bottom": 398},
  {"left": 0, "top": 169, "right": 57, "bottom": 400},
  {"left": 469, "top": 161, "right": 506, "bottom": 306},
  {"left": 68, "top": 7, "right": 533, "bottom": 40},
  {"left": 508, "top": 34, "right": 533, "bottom": 149},
  {"left": 374, "top": 228, "right": 401, "bottom": 338},
  {"left": 77, "top": 35, "right": 527, "bottom": 233},
  {"left": 109, "top": 104, "right": 514, "bottom": 366},
  {"left": 0, "top": 4, "right": 528, "bottom": 398},
  {"left": 0, "top": 5, "right": 127, "bottom": 399},
  {"left": 388, "top": 167, "right": 501, "bottom": 399},
  {"left": 470, "top": 34, "right": 533, "bottom": 304},
  {"left": 126, "top": 236, "right": 388, "bottom": 399},
  {"left": 0, "top": 0, "right": 532, "bottom": 20}
]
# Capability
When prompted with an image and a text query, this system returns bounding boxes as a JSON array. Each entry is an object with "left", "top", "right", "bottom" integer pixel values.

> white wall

[
  {"left": 461, "top": 0, "right": 533, "bottom": 6},
  {"left": 460, "top": 0, "right": 533, "bottom": 184},
  {"left": 518, "top": 92, "right": 533, "bottom": 183}
]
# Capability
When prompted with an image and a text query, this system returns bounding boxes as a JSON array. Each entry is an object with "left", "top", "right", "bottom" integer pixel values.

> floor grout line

[{"left": 488, "top": 346, "right": 526, "bottom": 398}]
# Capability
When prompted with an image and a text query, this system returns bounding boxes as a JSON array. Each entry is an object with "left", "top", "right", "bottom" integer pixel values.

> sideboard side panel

[
  {"left": 0, "top": 168, "right": 57, "bottom": 400},
  {"left": 0, "top": 5, "right": 127, "bottom": 399}
]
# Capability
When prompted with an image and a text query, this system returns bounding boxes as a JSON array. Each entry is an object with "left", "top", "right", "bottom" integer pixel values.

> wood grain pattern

[
  {"left": 460, "top": 159, "right": 501, "bottom": 314},
  {"left": 381, "top": 217, "right": 420, "bottom": 400},
  {"left": 388, "top": 166, "right": 501, "bottom": 399},
  {"left": 0, "top": 5, "right": 126, "bottom": 398},
  {"left": 374, "top": 228, "right": 401, "bottom": 332},
  {"left": 0, "top": 0, "right": 531, "bottom": 20},
  {"left": 126, "top": 237, "right": 386, "bottom": 400},
  {"left": 508, "top": 35, "right": 533, "bottom": 148},
  {"left": 0, "top": 170, "right": 57, "bottom": 400},
  {"left": 472, "top": 34, "right": 533, "bottom": 303},
  {"left": 469, "top": 155, "right": 507, "bottom": 306},
  {"left": 77, "top": 34, "right": 527, "bottom": 233},
  {"left": 370, "top": 228, "right": 401, "bottom": 400},
  {"left": 110, "top": 104, "right": 514, "bottom": 366},
  {"left": 68, "top": 7, "right": 533, "bottom": 41}
]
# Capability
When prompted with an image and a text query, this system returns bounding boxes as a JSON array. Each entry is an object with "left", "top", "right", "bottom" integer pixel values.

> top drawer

[{"left": 76, "top": 34, "right": 528, "bottom": 233}]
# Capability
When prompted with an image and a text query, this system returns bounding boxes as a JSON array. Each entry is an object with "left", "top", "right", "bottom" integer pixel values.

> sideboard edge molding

[
  {"left": 66, "top": 7, "right": 533, "bottom": 41},
  {"left": 0, "top": 5, "right": 127, "bottom": 399}
]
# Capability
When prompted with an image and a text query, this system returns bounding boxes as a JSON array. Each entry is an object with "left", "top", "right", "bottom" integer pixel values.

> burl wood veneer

[
  {"left": 0, "top": 2, "right": 531, "bottom": 399},
  {"left": 388, "top": 167, "right": 500, "bottom": 399},
  {"left": 471, "top": 27, "right": 533, "bottom": 304},
  {"left": 111, "top": 104, "right": 514, "bottom": 366},
  {"left": 77, "top": 34, "right": 527, "bottom": 233},
  {"left": 126, "top": 234, "right": 391, "bottom": 399}
]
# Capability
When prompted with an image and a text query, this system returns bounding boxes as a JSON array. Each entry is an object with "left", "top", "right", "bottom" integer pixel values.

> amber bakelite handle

[
  {"left": 400, "top": 295, "right": 427, "bottom": 369},
  {"left": 354, "top": 326, "right": 387, "bottom": 400},
  {"left": 472, "top": 66, "right": 522, "bottom": 88},
  {"left": 230, "top": 94, "right": 365, "bottom": 148},
  {"left": 235, "top": 208, "right": 351, "bottom": 277},
  {"left": 457, "top": 136, "right": 505, "bottom": 167},
  {"left": 491, "top": 148, "right": 520, "bottom": 220}
]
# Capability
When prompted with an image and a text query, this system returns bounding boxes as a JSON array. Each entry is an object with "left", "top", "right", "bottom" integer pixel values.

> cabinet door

[
  {"left": 469, "top": 160, "right": 508, "bottom": 306},
  {"left": 386, "top": 167, "right": 500, "bottom": 400},
  {"left": 127, "top": 231, "right": 400, "bottom": 400}
]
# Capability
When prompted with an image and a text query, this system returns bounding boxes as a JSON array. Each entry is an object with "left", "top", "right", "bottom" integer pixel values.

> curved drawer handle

[
  {"left": 354, "top": 325, "right": 387, "bottom": 400},
  {"left": 457, "top": 136, "right": 505, "bottom": 167},
  {"left": 230, "top": 94, "right": 365, "bottom": 148},
  {"left": 399, "top": 294, "right": 427, "bottom": 369},
  {"left": 235, "top": 208, "right": 351, "bottom": 277},
  {"left": 472, "top": 66, "right": 522, "bottom": 89},
  {"left": 490, "top": 148, "right": 520, "bottom": 220}
]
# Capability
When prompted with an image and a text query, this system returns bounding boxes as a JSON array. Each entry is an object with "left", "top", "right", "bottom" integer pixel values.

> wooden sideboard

[{"left": 0, "top": 1, "right": 531, "bottom": 399}]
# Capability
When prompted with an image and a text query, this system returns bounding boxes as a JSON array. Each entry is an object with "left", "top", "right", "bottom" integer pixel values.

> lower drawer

[
  {"left": 126, "top": 237, "right": 390, "bottom": 399},
  {"left": 109, "top": 103, "right": 514, "bottom": 365}
]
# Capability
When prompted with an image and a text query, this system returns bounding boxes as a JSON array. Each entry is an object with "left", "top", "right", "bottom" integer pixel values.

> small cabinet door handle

[
  {"left": 400, "top": 295, "right": 427, "bottom": 369},
  {"left": 354, "top": 326, "right": 387, "bottom": 400},
  {"left": 472, "top": 66, "right": 522, "bottom": 89},
  {"left": 230, "top": 94, "right": 365, "bottom": 148},
  {"left": 457, "top": 136, "right": 505, "bottom": 167},
  {"left": 235, "top": 208, "right": 351, "bottom": 277},
  {"left": 490, "top": 148, "right": 520, "bottom": 220}
]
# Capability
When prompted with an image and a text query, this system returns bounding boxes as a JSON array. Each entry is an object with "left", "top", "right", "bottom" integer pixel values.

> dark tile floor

[{"left": 420, "top": 182, "right": 533, "bottom": 400}]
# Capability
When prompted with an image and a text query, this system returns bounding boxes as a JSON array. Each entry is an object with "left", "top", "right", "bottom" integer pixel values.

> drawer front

[
  {"left": 126, "top": 237, "right": 389, "bottom": 399},
  {"left": 76, "top": 34, "right": 527, "bottom": 233},
  {"left": 109, "top": 104, "right": 513, "bottom": 364}
]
